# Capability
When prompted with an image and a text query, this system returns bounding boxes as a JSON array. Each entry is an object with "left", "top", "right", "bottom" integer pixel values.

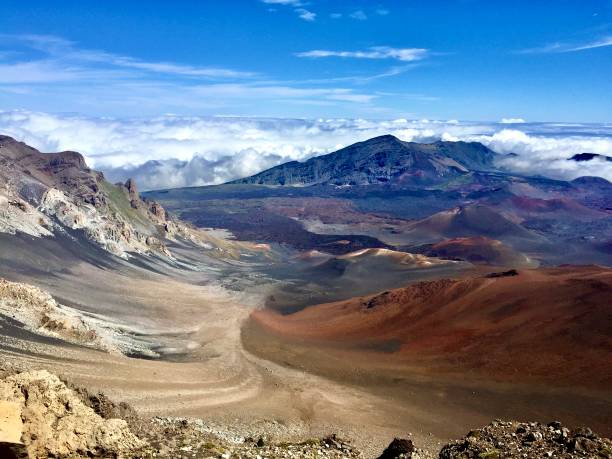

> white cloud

[
  {"left": 1, "top": 111, "right": 610, "bottom": 189},
  {"left": 519, "top": 35, "right": 612, "bottom": 54},
  {"left": 261, "top": 0, "right": 303, "bottom": 5},
  {"left": 350, "top": 10, "right": 368, "bottom": 20},
  {"left": 376, "top": 9, "right": 390, "bottom": 16},
  {"left": 260, "top": 0, "right": 316, "bottom": 21},
  {"left": 295, "top": 46, "right": 429, "bottom": 62},
  {"left": 564, "top": 36, "right": 612, "bottom": 52},
  {"left": 500, "top": 118, "right": 525, "bottom": 124},
  {"left": 0, "top": 79, "right": 378, "bottom": 117},
  {"left": 0, "top": 61, "right": 90, "bottom": 83},
  {"left": 295, "top": 8, "right": 316, "bottom": 21},
  {"left": 475, "top": 128, "right": 612, "bottom": 181},
  {"left": 189, "top": 83, "right": 377, "bottom": 103},
  {"left": 105, "top": 57, "right": 256, "bottom": 78},
  {"left": 104, "top": 149, "right": 291, "bottom": 190},
  {"left": 0, "top": 34, "right": 255, "bottom": 80},
  {"left": 0, "top": 34, "right": 388, "bottom": 115}
]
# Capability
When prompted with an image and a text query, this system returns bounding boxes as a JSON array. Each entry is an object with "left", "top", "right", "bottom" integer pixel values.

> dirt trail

[
  {"left": 0, "top": 257, "right": 446, "bottom": 457},
  {"left": 2, "top": 246, "right": 610, "bottom": 458}
]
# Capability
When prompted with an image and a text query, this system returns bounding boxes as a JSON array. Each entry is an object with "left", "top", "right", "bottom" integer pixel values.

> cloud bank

[{"left": 1, "top": 110, "right": 610, "bottom": 190}]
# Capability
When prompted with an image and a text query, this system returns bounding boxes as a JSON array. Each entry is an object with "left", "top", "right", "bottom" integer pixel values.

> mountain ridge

[
  {"left": 569, "top": 152, "right": 612, "bottom": 163},
  {"left": 231, "top": 135, "right": 498, "bottom": 187}
]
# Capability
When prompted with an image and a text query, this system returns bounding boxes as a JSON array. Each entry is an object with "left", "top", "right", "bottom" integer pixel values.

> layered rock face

[{"left": 0, "top": 135, "right": 176, "bottom": 258}]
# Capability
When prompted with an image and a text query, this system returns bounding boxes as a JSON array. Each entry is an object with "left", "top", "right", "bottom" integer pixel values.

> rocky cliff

[{"left": 0, "top": 135, "right": 186, "bottom": 259}]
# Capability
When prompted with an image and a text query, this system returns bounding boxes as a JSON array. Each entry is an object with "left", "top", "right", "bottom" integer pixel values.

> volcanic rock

[
  {"left": 377, "top": 437, "right": 416, "bottom": 459},
  {"left": 0, "top": 370, "right": 144, "bottom": 458},
  {"left": 0, "top": 135, "right": 184, "bottom": 258},
  {"left": 232, "top": 135, "right": 497, "bottom": 186},
  {"left": 439, "top": 420, "right": 612, "bottom": 458}
]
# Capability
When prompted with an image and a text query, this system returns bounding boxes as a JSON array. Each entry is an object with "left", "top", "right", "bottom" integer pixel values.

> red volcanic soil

[
  {"left": 423, "top": 236, "right": 534, "bottom": 267},
  {"left": 251, "top": 265, "right": 612, "bottom": 388}
]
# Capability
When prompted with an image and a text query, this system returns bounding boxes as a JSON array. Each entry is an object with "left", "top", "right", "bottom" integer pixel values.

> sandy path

[
  {"left": 0, "top": 258, "right": 443, "bottom": 457},
  {"left": 1, "top": 334, "right": 438, "bottom": 456},
  {"left": 3, "top": 249, "right": 611, "bottom": 457}
]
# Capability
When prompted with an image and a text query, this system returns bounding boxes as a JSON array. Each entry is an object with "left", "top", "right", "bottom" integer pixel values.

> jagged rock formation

[
  {"left": 231, "top": 135, "right": 497, "bottom": 186},
  {"left": 123, "top": 177, "right": 148, "bottom": 211},
  {"left": 0, "top": 135, "right": 180, "bottom": 258}
]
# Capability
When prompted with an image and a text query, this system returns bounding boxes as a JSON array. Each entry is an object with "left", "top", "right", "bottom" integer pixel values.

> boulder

[{"left": 377, "top": 437, "right": 415, "bottom": 459}]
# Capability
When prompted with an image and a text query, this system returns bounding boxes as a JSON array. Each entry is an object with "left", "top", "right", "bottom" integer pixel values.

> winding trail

[
  {"left": 0, "top": 255, "right": 446, "bottom": 457},
  {"left": 3, "top": 247, "right": 610, "bottom": 458}
]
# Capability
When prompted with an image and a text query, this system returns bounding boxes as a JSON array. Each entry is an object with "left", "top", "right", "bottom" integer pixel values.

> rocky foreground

[{"left": 0, "top": 369, "right": 610, "bottom": 459}]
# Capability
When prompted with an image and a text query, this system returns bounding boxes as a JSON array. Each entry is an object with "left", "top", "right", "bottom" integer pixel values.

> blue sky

[{"left": 0, "top": 0, "right": 611, "bottom": 122}]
